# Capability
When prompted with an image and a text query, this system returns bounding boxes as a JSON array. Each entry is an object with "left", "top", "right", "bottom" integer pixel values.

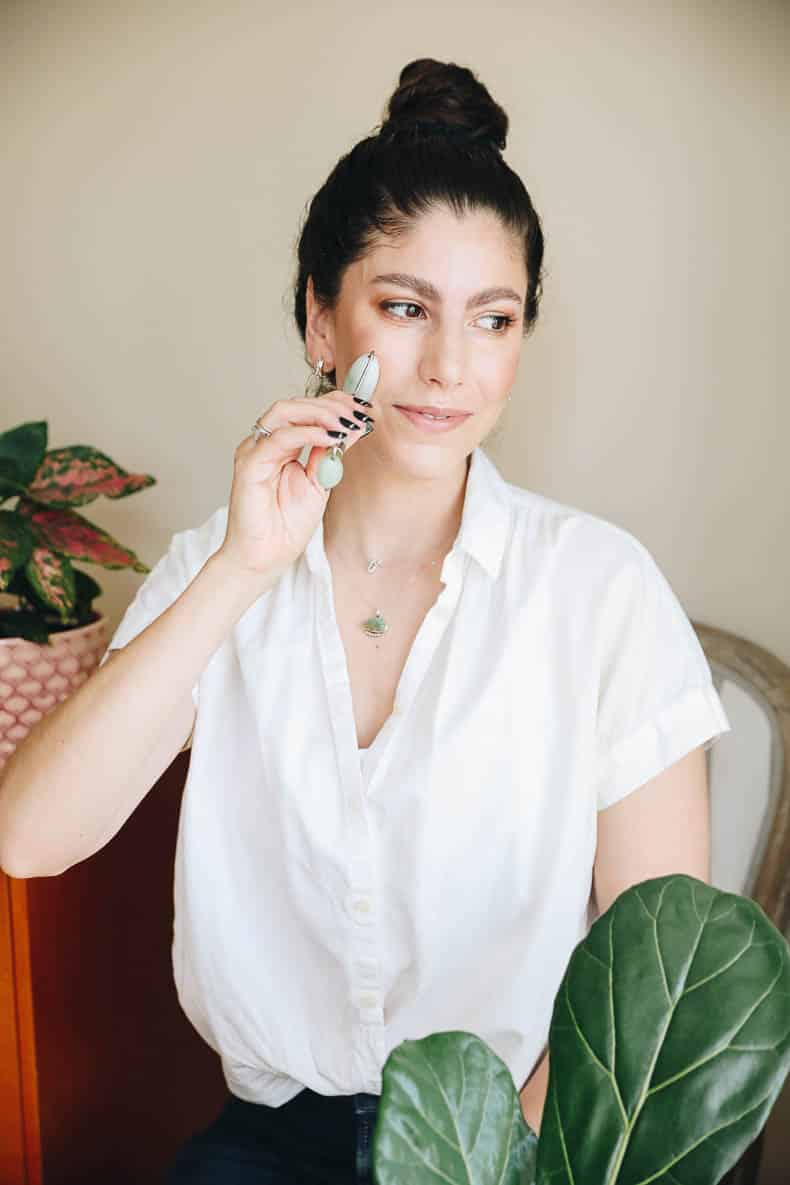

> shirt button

[{"left": 347, "top": 893, "right": 375, "bottom": 920}]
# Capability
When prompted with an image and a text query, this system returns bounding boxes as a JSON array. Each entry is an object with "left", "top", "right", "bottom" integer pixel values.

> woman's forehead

[{"left": 351, "top": 244, "right": 525, "bottom": 305}]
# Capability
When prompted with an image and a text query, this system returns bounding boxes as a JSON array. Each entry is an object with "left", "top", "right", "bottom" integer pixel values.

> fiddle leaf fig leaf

[
  {"left": 536, "top": 874, "right": 790, "bottom": 1185},
  {"left": 373, "top": 1031, "right": 538, "bottom": 1185}
]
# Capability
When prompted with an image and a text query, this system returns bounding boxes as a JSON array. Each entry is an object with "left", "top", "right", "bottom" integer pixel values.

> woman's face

[{"left": 311, "top": 205, "right": 527, "bottom": 469}]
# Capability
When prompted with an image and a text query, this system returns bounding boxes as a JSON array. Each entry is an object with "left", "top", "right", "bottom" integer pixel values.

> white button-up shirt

[{"left": 99, "top": 446, "right": 730, "bottom": 1106}]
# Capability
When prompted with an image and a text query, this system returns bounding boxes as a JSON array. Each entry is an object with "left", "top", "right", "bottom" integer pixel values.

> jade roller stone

[{"left": 316, "top": 350, "right": 380, "bottom": 490}]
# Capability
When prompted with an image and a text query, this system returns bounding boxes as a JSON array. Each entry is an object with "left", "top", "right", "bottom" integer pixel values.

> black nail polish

[
  {"left": 353, "top": 396, "right": 374, "bottom": 408},
  {"left": 339, "top": 416, "right": 361, "bottom": 430},
  {"left": 352, "top": 410, "right": 374, "bottom": 423},
  {"left": 327, "top": 429, "right": 348, "bottom": 439}
]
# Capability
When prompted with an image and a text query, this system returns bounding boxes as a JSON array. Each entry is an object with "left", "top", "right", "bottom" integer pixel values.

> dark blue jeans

[{"left": 165, "top": 1088, "right": 381, "bottom": 1183}]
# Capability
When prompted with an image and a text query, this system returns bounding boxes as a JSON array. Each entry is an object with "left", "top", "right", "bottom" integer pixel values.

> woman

[{"left": 0, "top": 57, "right": 730, "bottom": 1183}]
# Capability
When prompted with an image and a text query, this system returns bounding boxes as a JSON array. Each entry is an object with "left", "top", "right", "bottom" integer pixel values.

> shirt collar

[{"left": 304, "top": 445, "right": 510, "bottom": 583}]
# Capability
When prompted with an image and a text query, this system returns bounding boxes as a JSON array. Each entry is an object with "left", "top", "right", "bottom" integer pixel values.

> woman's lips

[{"left": 394, "top": 406, "right": 471, "bottom": 432}]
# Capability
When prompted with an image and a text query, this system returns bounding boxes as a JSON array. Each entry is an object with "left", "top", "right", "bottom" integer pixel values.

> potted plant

[
  {"left": 0, "top": 420, "right": 155, "bottom": 771},
  {"left": 371, "top": 874, "right": 790, "bottom": 1185}
]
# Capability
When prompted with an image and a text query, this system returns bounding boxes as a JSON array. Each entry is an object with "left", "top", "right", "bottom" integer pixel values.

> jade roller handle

[{"left": 316, "top": 349, "right": 380, "bottom": 490}]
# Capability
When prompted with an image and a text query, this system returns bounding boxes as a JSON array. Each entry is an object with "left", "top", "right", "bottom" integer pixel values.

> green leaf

[
  {"left": 0, "top": 457, "right": 30, "bottom": 500},
  {"left": 0, "top": 421, "right": 48, "bottom": 488},
  {"left": 15, "top": 499, "right": 150, "bottom": 571},
  {"left": 24, "top": 546, "right": 76, "bottom": 619},
  {"left": 373, "top": 1030, "right": 538, "bottom": 1185},
  {"left": 536, "top": 874, "right": 790, "bottom": 1185},
  {"left": 28, "top": 444, "right": 156, "bottom": 507},
  {"left": 373, "top": 877, "right": 790, "bottom": 1185},
  {"left": 73, "top": 565, "right": 102, "bottom": 603},
  {"left": 1, "top": 558, "right": 100, "bottom": 635},
  {"left": 0, "top": 510, "right": 35, "bottom": 591}
]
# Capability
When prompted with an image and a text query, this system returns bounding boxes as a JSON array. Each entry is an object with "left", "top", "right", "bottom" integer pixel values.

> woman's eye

[
  {"left": 381, "top": 301, "right": 514, "bottom": 333},
  {"left": 382, "top": 301, "right": 424, "bottom": 320},
  {"left": 479, "top": 314, "right": 516, "bottom": 332}
]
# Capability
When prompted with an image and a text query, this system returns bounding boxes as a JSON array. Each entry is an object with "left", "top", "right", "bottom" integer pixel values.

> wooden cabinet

[
  {"left": 2, "top": 747, "right": 788, "bottom": 1182},
  {"left": 0, "top": 754, "right": 227, "bottom": 1185}
]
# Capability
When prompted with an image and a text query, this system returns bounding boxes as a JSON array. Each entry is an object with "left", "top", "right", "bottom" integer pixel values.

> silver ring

[{"left": 252, "top": 419, "right": 273, "bottom": 442}]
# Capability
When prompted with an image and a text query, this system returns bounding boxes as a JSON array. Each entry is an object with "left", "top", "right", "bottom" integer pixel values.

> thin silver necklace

[{"left": 330, "top": 545, "right": 449, "bottom": 638}]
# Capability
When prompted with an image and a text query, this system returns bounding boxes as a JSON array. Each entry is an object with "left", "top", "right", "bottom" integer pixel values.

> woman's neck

[{"left": 322, "top": 446, "right": 471, "bottom": 570}]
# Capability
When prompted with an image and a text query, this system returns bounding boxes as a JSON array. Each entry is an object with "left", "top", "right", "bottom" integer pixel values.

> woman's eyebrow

[{"left": 371, "top": 272, "right": 523, "bottom": 307}]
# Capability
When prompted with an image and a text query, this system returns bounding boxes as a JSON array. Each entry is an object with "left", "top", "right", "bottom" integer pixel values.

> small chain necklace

[{"left": 330, "top": 547, "right": 448, "bottom": 638}]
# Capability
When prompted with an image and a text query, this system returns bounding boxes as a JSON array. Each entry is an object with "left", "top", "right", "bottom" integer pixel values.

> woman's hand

[{"left": 217, "top": 390, "right": 374, "bottom": 582}]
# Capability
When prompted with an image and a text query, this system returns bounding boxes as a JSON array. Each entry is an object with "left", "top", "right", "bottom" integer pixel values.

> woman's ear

[{"left": 304, "top": 275, "right": 336, "bottom": 376}]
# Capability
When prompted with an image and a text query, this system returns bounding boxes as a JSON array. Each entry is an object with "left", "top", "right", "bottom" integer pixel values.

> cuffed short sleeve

[
  {"left": 98, "top": 527, "right": 201, "bottom": 750},
  {"left": 594, "top": 540, "right": 731, "bottom": 812}
]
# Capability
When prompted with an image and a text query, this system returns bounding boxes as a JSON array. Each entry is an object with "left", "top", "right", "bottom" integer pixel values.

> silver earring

[{"left": 305, "top": 357, "right": 333, "bottom": 399}]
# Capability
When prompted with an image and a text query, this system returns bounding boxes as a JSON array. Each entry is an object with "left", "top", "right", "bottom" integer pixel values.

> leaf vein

[
  {"left": 564, "top": 979, "right": 628, "bottom": 1126},
  {"left": 552, "top": 1082, "right": 575, "bottom": 1185},
  {"left": 684, "top": 924, "right": 755, "bottom": 994},
  {"left": 629, "top": 1092, "right": 776, "bottom": 1185},
  {"left": 604, "top": 891, "right": 714, "bottom": 1184}
]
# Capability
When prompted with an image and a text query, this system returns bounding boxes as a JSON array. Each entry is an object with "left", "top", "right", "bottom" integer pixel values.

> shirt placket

[
  {"left": 313, "top": 546, "right": 467, "bottom": 1091},
  {"left": 319, "top": 546, "right": 467, "bottom": 793},
  {"left": 312, "top": 560, "right": 384, "bottom": 1089}
]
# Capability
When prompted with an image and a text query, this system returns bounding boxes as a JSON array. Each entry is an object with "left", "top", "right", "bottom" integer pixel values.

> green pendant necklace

[{"left": 340, "top": 553, "right": 444, "bottom": 638}]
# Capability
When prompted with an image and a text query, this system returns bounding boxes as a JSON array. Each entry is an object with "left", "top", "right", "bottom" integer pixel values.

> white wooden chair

[{"left": 693, "top": 621, "right": 790, "bottom": 1185}]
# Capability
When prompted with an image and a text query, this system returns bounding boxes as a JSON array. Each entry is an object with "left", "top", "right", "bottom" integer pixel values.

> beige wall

[
  {"left": 3, "top": 0, "right": 787, "bottom": 666},
  {"left": 2, "top": 0, "right": 788, "bottom": 1178}
]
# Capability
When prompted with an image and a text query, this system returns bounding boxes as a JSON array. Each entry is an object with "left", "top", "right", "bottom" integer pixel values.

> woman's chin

[{"left": 363, "top": 429, "right": 474, "bottom": 474}]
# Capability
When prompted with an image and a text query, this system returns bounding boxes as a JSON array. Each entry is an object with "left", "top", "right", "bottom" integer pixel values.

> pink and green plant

[{"left": 0, "top": 420, "right": 156, "bottom": 644}]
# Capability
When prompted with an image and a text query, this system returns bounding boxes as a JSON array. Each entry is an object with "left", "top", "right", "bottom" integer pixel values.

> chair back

[
  {"left": 694, "top": 621, "right": 790, "bottom": 935},
  {"left": 693, "top": 622, "right": 790, "bottom": 1185}
]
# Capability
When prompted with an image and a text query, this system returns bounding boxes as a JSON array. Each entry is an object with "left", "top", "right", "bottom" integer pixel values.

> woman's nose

[{"left": 418, "top": 334, "right": 468, "bottom": 390}]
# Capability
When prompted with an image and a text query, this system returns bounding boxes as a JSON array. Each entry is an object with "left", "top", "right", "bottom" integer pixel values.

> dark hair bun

[{"left": 379, "top": 58, "right": 508, "bottom": 152}]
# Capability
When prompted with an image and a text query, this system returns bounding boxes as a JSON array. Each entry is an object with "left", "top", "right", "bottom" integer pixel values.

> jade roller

[{"left": 316, "top": 349, "right": 380, "bottom": 490}]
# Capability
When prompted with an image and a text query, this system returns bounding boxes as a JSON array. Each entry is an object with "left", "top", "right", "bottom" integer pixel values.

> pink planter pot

[{"left": 0, "top": 614, "right": 109, "bottom": 772}]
